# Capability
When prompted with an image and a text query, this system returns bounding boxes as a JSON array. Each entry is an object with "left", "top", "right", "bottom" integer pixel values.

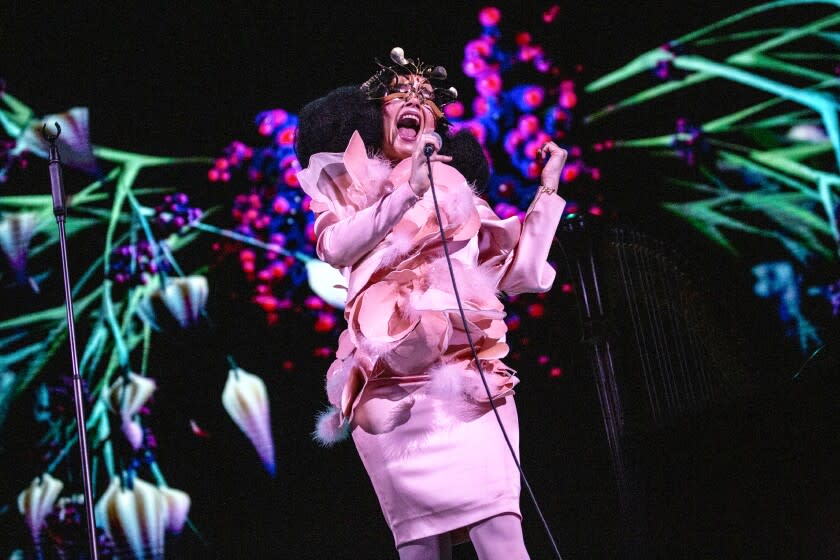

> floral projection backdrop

[{"left": 1, "top": 2, "right": 838, "bottom": 557}]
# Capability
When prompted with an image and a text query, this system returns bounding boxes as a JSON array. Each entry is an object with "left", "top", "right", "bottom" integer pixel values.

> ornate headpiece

[{"left": 361, "top": 47, "right": 459, "bottom": 123}]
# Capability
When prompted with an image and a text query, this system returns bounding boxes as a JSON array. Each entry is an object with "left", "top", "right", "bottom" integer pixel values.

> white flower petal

[
  {"left": 0, "top": 212, "right": 40, "bottom": 278},
  {"left": 17, "top": 473, "right": 63, "bottom": 538},
  {"left": 95, "top": 476, "right": 168, "bottom": 559},
  {"left": 159, "top": 485, "right": 191, "bottom": 534},
  {"left": 222, "top": 368, "right": 276, "bottom": 475},
  {"left": 305, "top": 259, "right": 347, "bottom": 309},
  {"left": 107, "top": 372, "right": 156, "bottom": 420}
]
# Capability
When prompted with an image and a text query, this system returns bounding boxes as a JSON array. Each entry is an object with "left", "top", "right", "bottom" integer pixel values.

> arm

[
  {"left": 314, "top": 182, "right": 420, "bottom": 267},
  {"left": 311, "top": 131, "right": 450, "bottom": 268},
  {"left": 498, "top": 190, "right": 565, "bottom": 294},
  {"left": 490, "top": 141, "right": 568, "bottom": 294}
]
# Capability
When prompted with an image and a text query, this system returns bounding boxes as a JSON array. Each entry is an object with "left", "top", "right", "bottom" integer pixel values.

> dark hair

[
  {"left": 295, "top": 86, "right": 489, "bottom": 190},
  {"left": 294, "top": 86, "right": 382, "bottom": 168},
  {"left": 439, "top": 130, "right": 489, "bottom": 192}
]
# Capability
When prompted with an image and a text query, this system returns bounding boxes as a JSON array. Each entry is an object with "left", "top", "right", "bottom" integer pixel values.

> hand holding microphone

[
  {"left": 423, "top": 131, "right": 443, "bottom": 157},
  {"left": 410, "top": 131, "right": 451, "bottom": 197}
]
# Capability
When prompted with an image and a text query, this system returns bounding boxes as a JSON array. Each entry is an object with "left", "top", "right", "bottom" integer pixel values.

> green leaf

[
  {"left": 9, "top": 284, "right": 101, "bottom": 322},
  {"left": 0, "top": 341, "right": 46, "bottom": 370}
]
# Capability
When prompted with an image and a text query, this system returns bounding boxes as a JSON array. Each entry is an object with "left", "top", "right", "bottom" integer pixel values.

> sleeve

[
  {"left": 311, "top": 183, "right": 420, "bottom": 267},
  {"left": 296, "top": 131, "right": 421, "bottom": 269},
  {"left": 476, "top": 190, "right": 566, "bottom": 295}
]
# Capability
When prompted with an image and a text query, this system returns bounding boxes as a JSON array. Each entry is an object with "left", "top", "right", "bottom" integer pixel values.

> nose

[{"left": 403, "top": 91, "right": 422, "bottom": 105}]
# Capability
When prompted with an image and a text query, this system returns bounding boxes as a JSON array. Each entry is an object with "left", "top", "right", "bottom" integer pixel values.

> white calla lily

[
  {"left": 107, "top": 372, "right": 156, "bottom": 450},
  {"left": 138, "top": 276, "right": 209, "bottom": 329},
  {"left": 222, "top": 368, "right": 276, "bottom": 475},
  {"left": 17, "top": 473, "right": 63, "bottom": 540},
  {"left": 95, "top": 476, "right": 168, "bottom": 560}
]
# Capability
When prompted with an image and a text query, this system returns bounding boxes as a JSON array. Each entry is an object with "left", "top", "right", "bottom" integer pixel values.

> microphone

[{"left": 423, "top": 132, "right": 443, "bottom": 157}]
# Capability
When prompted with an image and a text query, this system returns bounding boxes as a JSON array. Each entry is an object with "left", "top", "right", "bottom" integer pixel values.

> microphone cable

[{"left": 423, "top": 151, "right": 563, "bottom": 560}]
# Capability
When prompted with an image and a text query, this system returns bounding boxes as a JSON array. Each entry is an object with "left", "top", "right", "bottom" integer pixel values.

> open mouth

[{"left": 396, "top": 112, "right": 421, "bottom": 141}]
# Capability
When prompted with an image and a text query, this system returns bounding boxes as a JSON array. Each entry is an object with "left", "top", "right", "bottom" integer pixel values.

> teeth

[{"left": 398, "top": 114, "right": 420, "bottom": 128}]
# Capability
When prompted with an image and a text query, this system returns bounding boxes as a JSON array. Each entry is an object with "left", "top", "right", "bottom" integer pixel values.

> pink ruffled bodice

[{"left": 298, "top": 132, "right": 565, "bottom": 430}]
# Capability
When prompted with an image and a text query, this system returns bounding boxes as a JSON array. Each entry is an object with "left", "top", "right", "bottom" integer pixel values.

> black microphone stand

[{"left": 42, "top": 123, "right": 99, "bottom": 560}]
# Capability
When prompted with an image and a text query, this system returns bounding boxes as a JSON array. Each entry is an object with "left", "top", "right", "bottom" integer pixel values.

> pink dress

[{"left": 298, "top": 132, "right": 565, "bottom": 547}]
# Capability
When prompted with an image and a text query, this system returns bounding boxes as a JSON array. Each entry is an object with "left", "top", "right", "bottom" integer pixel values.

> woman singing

[{"left": 295, "top": 48, "right": 567, "bottom": 559}]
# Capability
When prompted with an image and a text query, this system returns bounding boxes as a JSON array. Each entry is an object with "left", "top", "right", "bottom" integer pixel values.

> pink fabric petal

[{"left": 382, "top": 311, "right": 452, "bottom": 376}]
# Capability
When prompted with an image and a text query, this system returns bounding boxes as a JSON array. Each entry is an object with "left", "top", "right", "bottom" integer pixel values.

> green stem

[
  {"left": 104, "top": 163, "right": 138, "bottom": 271},
  {"left": 93, "top": 146, "right": 213, "bottom": 167},
  {"left": 677, "top": 0, "right": 840, "bottom": 46},
  {"left": 125, "top": 190, "right": 179, "bottom": 280},
  {"left": 45, "top": 402, "right": 106, "bottom": 475},
  {"left": 102, "top": 282, "right": 130, "bottom": 368},
  {"left": 0, "top": 286, "right": 102, "bottom": 329},
  {"left": 141, "top": 322, "right": 151, "bottom": 377},
  {"left": 732, "top": 51, "right": 838, "bottom": 82}
]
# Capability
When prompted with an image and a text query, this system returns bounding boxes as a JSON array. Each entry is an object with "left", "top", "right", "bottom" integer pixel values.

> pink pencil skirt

[{"left": 351, "top": 375, "right": 522, "bottom": 547}]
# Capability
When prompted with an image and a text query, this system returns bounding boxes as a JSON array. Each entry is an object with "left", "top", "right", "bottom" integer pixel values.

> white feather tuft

[
  {"left": 313, "top": 407, "right": 350, "bottom": 446},
  {"left": 427, "top": 258, "right": 498, "bottom": 303},
  {"left": 381, "top": 227, "right": 416, "bottom": 266},
  {"left": 359, "top": 336, "right": 396, "bottom": 358},
  {"left": 366, "top": 154, "right": 394, "bottom": 193},
  {"left": 425, "top": 362, "right": 466, "bottom": 401},
  {"left": 471, "top": 263, "right": 502, "bottom": 297},
  {"left": 443, "top": 184, "right": 477, "bottom": 228}
]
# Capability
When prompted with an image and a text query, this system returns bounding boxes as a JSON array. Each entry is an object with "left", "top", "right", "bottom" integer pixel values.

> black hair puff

[
  {"left": 295, "top": 86, "right": 382, "bottom": 168},
  {"left": 439, "top": 130, "right": 489, "bottom": 192}
]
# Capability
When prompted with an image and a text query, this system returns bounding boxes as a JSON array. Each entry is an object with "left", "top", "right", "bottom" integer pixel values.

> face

[{"left": 381, "top": 74, "right": 438, "bottom": 161}]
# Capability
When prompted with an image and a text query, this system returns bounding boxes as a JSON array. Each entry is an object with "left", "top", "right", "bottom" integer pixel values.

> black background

[
  {"left": 2, "top": 1, "right": 769, "bottom": 154},
  {"left": 3, "top": 1, "right": 840, "bottom": 558}
]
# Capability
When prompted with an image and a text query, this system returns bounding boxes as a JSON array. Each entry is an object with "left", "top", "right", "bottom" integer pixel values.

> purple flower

[
  {"left": 153, "top": 193, "right": 203, "bottom": 235},
  {"left": 108, "top": 241, "right": 161, "bottom": 286},
  {"left": 672, "top": 117, "right": 706, "bottom": 166},
  {"left": 0, "top": 212, "right": 40, "bottom": 283}
]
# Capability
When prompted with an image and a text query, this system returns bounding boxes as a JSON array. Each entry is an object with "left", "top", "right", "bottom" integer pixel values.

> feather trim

[
  {"left": 358, "top": 335, "right": 398, "bottom": 358},
  {"left": 444, "top": 182, "right": 478, "bottom": 226},
  {"left": 366, "top": 153, "right": 395, "bottom": 196},
  {"left": 425, "top": 362, "right": 466, "bottom": 401},
  {"left": 380, "top": 226, "right": 417, "bottom": 267},
  {"left": 312, "top": 406, "right": 350, "bottom": 446},
  {"left": 427, "top": 257, "right": 499, "bottom": 304}
]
